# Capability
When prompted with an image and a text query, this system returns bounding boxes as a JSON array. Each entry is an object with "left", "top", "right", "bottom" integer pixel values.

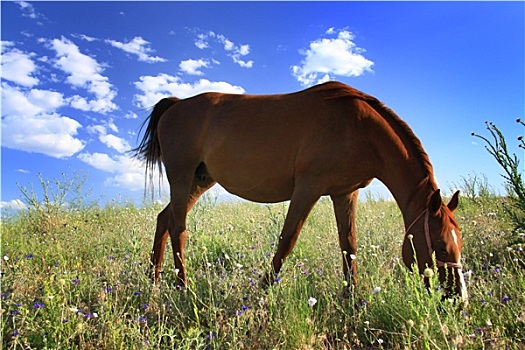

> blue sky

[{"left": 1, "top": 1, "right": 524, "bottom": 209}]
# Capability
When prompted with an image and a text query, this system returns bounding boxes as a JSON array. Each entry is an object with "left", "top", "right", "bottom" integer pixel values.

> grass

[{"left": 1, "top": 189, "right": 525, "bottom": 349}]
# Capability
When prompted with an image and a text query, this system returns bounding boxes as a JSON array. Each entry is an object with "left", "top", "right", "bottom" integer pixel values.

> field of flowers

[{"left": 1, "top": 186, "right": 524, "bottom": 349}]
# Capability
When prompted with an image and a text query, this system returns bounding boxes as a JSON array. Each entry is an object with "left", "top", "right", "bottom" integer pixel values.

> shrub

[
  {"left": 16, "top": 172, "right": 91, "bottom": 234},
  {"left": 472, "top": 120, "right": 525, "bottom": 242}
]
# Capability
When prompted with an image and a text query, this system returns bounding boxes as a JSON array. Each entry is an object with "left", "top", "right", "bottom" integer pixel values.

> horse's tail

[{"left": 133, "top": 97, "right": 179, "bottom": 191}]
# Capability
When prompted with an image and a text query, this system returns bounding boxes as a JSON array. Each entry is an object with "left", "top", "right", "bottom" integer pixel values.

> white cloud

[
  {"left": 86, "top": 119, "right": 130, "bottom": 153},
  {"left": 179, "top": 58, "right": 210, "bottom": 76},
  {"left": 124, "top": 111, "right": 138, "bottom": 119},
  {"left": 0, "top": 41, "right": 87, "bottom": 159},
  {"left": 238, "top": 44, "right": 250, "bottom": 56},
  {"left": 1, "top": 81, "right": 84, "bottom": 153},
  {"left": 107, "top": 119, "right": 119, "bottom": 133},
  {"left": 15, "top": 0, "right": 43, "bottom": 20},
  {"left": 87, "top": 124, "right": 107, "bottom": 135},
  {"left": 106, "top": 36, "right": 167, "bottom": 63},
  {"left": 1, "top": 107, "right": 85, "bottom": 158},
  {"left": 326, "top": 27, "right": 336, "bottom": 35},
  {"left": 195, "top": 34, "right": 209, "bottom": 49},
  {"left": 48, "top": 37, "right": 117, "bottom": 113},
  {"left": 77, "top": 152, "right": 120, "bottom": 173},
  {"left": 72, "top": 33, "right": 97, "bottom": 42},
  {"left": 133, "top": 73, "right": 245, "bottom": 108},
  {"left": 77, "top": 152, "right": 146, "bottom": 191},
  {"left": 104, "top": 172, "right": 145, "bottom": 190},
  {"left": 221, "top": 38, "right": 235, "bottom": 51},
  {"left": 2, "top": 84, "right": 65, "bottom": 117},
  {"left": 1, "top": 43, "right": 40, "bottom": 87},
  {"left": 232, "top": 55, "right": 253, "bottom": 69},
  {"left": 291, "top": 29, "right": 374, "bottom": 86},
  {"left": 194, "top": 31, "right": 254, "bottom": 68},
  {"left": 99, "top": 134, "right": 131, "bottom": 153},
  {"left": 0, "top": 199, "right": 27, "bottom": 210}
]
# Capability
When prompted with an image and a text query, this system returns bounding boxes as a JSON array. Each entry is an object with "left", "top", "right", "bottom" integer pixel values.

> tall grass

[{"left": 1, "top": 176, "right": 524, "bottom": 349}]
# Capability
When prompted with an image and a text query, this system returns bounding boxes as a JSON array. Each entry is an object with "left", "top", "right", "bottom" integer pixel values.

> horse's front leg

[
  {"left": 331, "top": 191, "right": 359, "bottom": 288},
  {"left": 260, "top": 186, "right": 321, "bottom": 288}
]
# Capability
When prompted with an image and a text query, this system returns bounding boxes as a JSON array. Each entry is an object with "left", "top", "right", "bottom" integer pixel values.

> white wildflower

[
  {"left": 423, "top": 268, "right": 434, "bottom": 278},
  {"left": 307, "top": 297, "right": 317, "bottom": 307}
]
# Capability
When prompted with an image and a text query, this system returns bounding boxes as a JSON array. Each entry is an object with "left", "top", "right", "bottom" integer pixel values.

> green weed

[{"left": 2, "top": 176, "right": 525, "bottom": 349}]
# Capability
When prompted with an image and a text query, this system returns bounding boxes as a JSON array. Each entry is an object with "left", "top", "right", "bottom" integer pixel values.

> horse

[{"left": 134, "top": 81, "right": 468, "bottom": 301}]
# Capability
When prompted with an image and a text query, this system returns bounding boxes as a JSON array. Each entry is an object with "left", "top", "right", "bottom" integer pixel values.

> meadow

[{"left": 1, "top": 177, "right": 525, "bottom": 349}]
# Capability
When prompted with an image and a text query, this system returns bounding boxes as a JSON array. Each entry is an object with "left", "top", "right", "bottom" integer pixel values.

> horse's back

[{"left": 158, "top": 82, "right": 378, "bottom": 201}]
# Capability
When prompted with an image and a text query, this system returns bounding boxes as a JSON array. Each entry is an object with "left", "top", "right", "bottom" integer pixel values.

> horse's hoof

[
  {"left": 258, "top": 273, "right": 271, "bottom": 289},
  {"left": 259, "top": 272, "right": 279, "bottom": 289}
]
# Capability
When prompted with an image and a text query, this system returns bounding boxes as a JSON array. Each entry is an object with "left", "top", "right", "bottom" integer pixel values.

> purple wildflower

[{"left": 11, "top": 309, "right": 20, "bottom": 316}]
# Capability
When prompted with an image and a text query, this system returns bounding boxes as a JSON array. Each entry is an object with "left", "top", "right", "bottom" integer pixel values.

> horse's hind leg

[
  {"left": 151, "top": 204, "right": 171, "bottom": 283},
  {"left": 331, "top": 191, "right": 359, "bottom": 287},
  {"left": 164, "top": 168, "right": 216, "bottom": 287}
]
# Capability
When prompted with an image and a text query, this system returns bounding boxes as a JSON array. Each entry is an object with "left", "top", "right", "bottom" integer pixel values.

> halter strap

[{"left": 406, "top": 209, "right": 462, "bottom": 270}]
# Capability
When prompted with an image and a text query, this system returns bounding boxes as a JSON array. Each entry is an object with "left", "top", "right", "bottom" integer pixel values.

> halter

[{"left": 405, "top": 209, "right": 462, "bottom": 270}]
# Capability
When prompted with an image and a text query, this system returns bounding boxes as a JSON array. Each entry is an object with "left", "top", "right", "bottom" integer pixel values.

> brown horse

[{"left": 134, "top": 81, "right": 468, "bottom": 301}]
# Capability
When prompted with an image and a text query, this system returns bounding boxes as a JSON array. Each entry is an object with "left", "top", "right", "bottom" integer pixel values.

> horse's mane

[
  {"left": 368, "top": 99, "right": 434, "bottom": 176},
  {"left": 316, "top": 82, "right": 435, "bottom": 181}
]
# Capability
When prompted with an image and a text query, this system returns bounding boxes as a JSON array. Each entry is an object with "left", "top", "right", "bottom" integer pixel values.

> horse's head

[{"left": 402, "top": 190, "right": 468, "bottom": 303}]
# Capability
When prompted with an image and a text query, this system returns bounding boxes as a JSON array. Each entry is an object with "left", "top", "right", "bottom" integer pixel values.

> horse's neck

[
  {"left": 363, "top": 99, "right": 438, "bottom": 226},
  {"left": 375, "top": 147, "right": 438, "bottom": 227}
]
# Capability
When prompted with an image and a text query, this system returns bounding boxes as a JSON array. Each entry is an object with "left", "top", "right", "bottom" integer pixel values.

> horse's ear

[
  {"left": 428, "top": 189, "right": 442, "bottom": 215},
  {"left": 447, "top": 190, "right": 460, "bottom": 212}
]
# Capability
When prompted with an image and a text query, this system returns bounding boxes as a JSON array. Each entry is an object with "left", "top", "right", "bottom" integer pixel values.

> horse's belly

[
  {"left": 214, "top": 173, "right": 294, "bottom": 203},
  {"left": 205, "top": 158, "right": 294, "bottom": 203}
]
